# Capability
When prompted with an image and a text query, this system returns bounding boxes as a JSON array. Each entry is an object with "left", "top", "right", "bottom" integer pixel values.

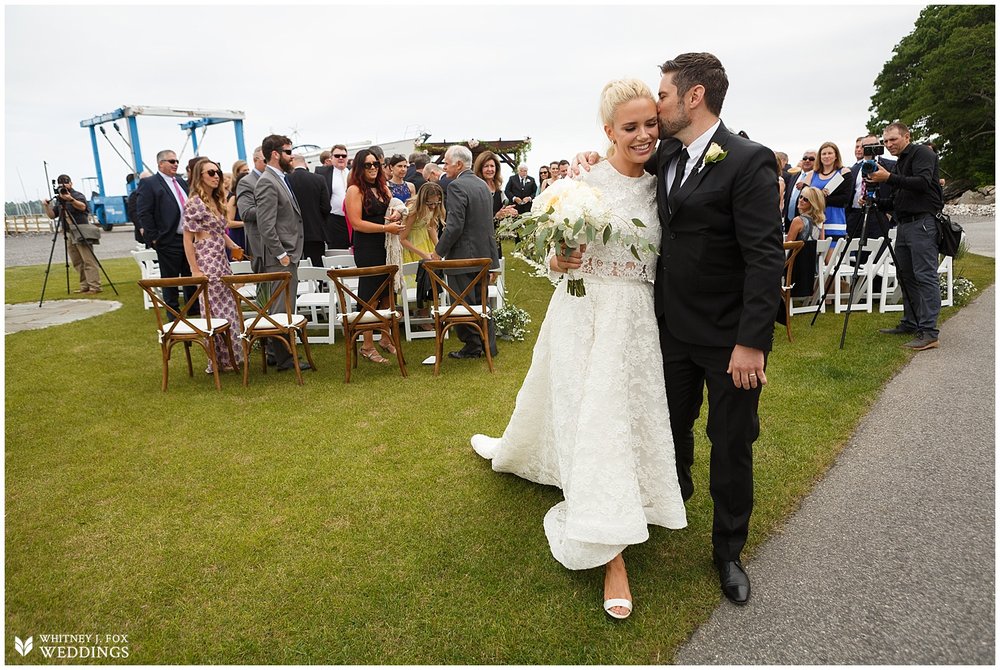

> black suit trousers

[
  {"left": 658, "top": 320, "right": 763, "bottom": 562},
  {"left": 155, "top": 234, "right": 198, "bottom": 317},
  {"left": 447, "top": 272, "right": 496, "bottom": 354}
]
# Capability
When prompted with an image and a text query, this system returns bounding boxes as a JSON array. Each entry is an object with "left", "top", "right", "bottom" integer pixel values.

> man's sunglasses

[
  {"left": 802, "top": 156, "right": 815, "bottom": 161},
  {"left": 332, "top": 153, "right": 348, "bottom": 159},
  {"left": 280, "top": 149, "right": 293, "bottom": 156},
  {"left": 162, "top": 158, "right": 179, "bottom": 164}
]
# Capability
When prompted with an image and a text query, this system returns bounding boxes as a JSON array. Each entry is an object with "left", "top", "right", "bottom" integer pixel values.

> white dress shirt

[
  {"left": 666, "top": 119, "right": 722, "bottom": 195},
  {"left": 329, "top": 167, "right": 348, "bottom": 216}
]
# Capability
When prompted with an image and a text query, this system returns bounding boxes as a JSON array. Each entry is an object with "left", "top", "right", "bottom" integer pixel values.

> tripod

[
  {"left": 38, "top": 198, "right": 118, "bottom": 307},
  {"left": 809, "top": 197, "right": 916, "bottom": 349}
]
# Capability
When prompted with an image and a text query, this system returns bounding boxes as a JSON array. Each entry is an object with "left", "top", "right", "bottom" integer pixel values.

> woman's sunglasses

[
  {"left": 205, "top": 169, "right": 221, "bottom": 178},
  {"left": 363, "top": 161, "right": 380, "bottom": 169}
]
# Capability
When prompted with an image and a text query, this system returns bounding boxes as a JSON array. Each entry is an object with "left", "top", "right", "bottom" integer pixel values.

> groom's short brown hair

[{"left": 660, "top": 52, "right": 729, "bottom": 117}]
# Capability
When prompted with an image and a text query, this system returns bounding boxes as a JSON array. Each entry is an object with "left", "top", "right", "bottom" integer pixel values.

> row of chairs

[
  {"left": 131, "top": 248, "right": 506, "bottom": 346},
  {"left": 781, "top": 231, "right": 956, "bottom": 340},
  {"left": 138, "top": 258, "right": 497, "bottom": 390}
]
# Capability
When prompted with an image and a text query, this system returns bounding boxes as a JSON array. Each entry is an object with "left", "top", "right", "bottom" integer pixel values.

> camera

[
  {"left": 51, "top": 179, "right": 70, "bottom": 196},
  {"left": 860, "top": 143, "right": 885, "bottom": 179}
]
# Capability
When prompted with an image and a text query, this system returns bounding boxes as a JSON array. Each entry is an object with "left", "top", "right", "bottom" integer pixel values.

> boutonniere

[{"left": 704, "top": 142, "right": 728, "bottom": 165}]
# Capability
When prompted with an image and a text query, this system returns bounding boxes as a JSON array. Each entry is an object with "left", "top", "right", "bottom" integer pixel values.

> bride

[{"left": 471, "top": 78, "right": 687, "bottom": 620}]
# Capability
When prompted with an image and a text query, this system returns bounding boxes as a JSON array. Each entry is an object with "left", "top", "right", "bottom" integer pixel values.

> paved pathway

[{"left": 675, "top": 285, "right": 995, "bottom": 665}]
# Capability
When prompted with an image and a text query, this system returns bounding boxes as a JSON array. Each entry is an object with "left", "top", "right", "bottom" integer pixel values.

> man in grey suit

[
  {"left": 236, "top": 146, "right": 267, "bottom": 272},
  {"left": 254, "top": 134, "right": 307, "bottom": 371},
  {"left": 432, "top": 145, "right": 499, "bottom": 359}
]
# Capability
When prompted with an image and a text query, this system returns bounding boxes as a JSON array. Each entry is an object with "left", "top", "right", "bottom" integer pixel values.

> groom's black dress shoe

[{"left": 715, "top": 558, "right": 751, "bottom": 605}]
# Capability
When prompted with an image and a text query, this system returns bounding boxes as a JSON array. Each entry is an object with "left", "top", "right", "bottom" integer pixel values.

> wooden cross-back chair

[
  {"left": 220, "top": 271, "right": 317, "bottom": 386},
  {"left": 326, "top": 265, "right": 407, "bottom": 383},
  {"left": 137, "top": 276, "right": 237, "bottom": 391},
  {"left": 781, "top": 240, "right": 805, "bottom": 342},
  {"left": 422, "top": 258, "right": 495, "bottom": 376}
]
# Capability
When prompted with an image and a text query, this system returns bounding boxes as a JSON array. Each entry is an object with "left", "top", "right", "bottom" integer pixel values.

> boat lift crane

[{"left": 80, "top": 105, "right": 246, "bottom": 228}]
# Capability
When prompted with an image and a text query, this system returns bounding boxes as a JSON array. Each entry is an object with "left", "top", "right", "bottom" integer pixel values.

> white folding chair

[
  {"left": 132, "top": 249, "right": 161, "bottom": 310},
  {"left": 296, "top": 266, "right": 339, "bottom": 344},
  {"left": 324, "top": 247, "right": 353, "bottom": 257},
  {"left": 399, "top": 261, "right": 438, "bottom": 341},
  {"left": 487, "top": 257, "right": 506, "bottom": 312},
  {"left": 789, "top": 238, "right": 832, "bottom": 315},
  {"left": 833, "top": 237, "right": 884, "bottom": 313},
  {"left": 878, "top": 254, "right": 954, "bottom": 311},
  {"left": 322, "top": 254, "right": 357, "bottom": 269}
]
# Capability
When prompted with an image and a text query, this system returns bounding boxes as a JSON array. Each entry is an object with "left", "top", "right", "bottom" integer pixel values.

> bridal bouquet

[{"left": 499, "top": 178, "right": 655, "bottom": 297}]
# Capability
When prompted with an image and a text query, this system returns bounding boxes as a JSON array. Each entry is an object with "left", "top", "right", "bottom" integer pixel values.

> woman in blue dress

[
  {"left": 798, "top": 141, "right": 852, "bottom": 241},
  {"left": 386, "top": 154, "right": 416, "bottom": 203}
]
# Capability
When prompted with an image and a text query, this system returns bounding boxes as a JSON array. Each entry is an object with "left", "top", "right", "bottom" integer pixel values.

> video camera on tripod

[
  {"left": 860, "top": 142, "right": 885, "bottom": 198},
  {"left": 51, "top": 178, "right": 71, "bottom": 197}
]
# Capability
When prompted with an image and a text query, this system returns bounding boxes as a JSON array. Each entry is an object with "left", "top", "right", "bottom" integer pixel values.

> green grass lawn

[{"left": 4, "top": 248, "right": 994, "bottom": 664}]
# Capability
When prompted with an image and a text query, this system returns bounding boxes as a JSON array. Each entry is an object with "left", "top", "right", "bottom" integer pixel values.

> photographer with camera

[
  {"left": 846, "top": 134, "right": 895, "bottom": 240},
  {"left": 43, "top": 174, "right": 102, "bottom": 294},
  {"left": 866, "top": 121, "right": 943, "bottom": 351}
]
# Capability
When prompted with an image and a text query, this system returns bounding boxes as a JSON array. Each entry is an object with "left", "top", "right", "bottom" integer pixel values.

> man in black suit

[
  {"left": 287, "top": 154, "right": 331, "bottom": 266},
  {"left": 846, "top": 134, "right": 895, "bottom": 239},
  {"left": 315, "top": 144, "right": 351, "bottom": 249},
  {"left": 651, "top": 53, "right": 784, "bottom": 606},
  {"left": 135, "top": 149, "right": 197, "bottom": 315},
  {"left": 406, "top": 152, "right": 429, "bottom": 193},
  {"left": 503, "top": 163, "right": 537, "bottom": 215}
]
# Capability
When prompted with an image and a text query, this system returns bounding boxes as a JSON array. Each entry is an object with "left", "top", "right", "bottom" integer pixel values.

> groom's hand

[{"left": 727, "top": 344, "right": 766, "bottom": 390}]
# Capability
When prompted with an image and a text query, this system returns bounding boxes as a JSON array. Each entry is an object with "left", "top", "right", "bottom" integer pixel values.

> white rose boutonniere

[{"left": 704, "top": 142, "right": 728, "bottom": 165}]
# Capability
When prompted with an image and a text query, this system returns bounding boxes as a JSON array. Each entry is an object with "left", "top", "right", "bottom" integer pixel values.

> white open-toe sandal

[{"left": 603, "top": 598, "right": 633, "bottom": 620}]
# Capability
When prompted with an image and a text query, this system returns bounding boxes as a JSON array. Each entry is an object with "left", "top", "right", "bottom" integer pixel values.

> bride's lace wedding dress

[{"left": 473, "top": 160, "right": 687, "bottom": 570}]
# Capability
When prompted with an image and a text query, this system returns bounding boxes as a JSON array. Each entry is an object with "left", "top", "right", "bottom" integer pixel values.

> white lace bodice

[{"left": 572, "top": 161, "right": 660, "bottom": 284}]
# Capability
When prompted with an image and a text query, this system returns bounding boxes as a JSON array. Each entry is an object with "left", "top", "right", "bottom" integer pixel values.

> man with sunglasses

[
  {"left": 315, "top": 144, "right": 351, "bottom": 248},
  {"left": 783, "top": 150, "right": 817, "bottom": 226},
  {"left": 135, "top": 149, "right": 198, "bottom": 316},
  {"left": 255, "top": 134, "right": 308, "bottom": 371}
]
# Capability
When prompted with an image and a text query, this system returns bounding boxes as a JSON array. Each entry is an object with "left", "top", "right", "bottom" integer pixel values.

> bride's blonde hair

[{"left": 599, "top": 78, "right": 656, "bottom": 158}]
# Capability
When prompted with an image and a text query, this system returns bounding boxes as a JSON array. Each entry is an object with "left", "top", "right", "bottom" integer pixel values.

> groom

[
  {"left": 653, "top": 53, "right": 783, "bottom": 605},
  {"left": 574, "top": 53, "right": 783, "bottom": 605}
]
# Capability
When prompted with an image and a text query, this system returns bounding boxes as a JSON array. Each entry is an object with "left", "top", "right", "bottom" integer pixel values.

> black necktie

[{"left": 671, "top": 148, "right": 689, "bottom": 195}]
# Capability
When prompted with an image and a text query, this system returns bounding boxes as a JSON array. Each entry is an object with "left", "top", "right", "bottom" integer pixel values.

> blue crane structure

[{"left": 80, "top": 105, "right": 246, "bottom": 229}]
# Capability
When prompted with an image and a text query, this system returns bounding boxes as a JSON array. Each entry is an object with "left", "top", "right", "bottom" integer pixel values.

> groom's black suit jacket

[{"left": 648, "top": 121, "right": 784, "bottom": 354}]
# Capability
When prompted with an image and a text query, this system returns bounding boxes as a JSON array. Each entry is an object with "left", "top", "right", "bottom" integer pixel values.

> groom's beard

[{"left": 659, "top": 101, "right": 690, "bottom": 139}]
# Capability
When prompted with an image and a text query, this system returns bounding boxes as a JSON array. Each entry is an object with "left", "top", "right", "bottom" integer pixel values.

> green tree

[{"left": 869, "top": 5, "right": 995, "bottom": 185}]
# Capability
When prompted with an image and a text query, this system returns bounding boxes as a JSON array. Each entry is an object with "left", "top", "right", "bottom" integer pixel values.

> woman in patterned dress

[{"left": 182, "top": 157, "right": 244, "bottom": 373}]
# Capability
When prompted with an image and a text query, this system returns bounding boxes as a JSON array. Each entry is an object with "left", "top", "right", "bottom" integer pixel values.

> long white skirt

[{"left": 477, "top": 275, "right": 687, "bottom": 570}]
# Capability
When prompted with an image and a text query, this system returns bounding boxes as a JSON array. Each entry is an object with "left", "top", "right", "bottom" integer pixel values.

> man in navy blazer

[{"left": 135, "top": 149, "right": 196, "bottom": 315}]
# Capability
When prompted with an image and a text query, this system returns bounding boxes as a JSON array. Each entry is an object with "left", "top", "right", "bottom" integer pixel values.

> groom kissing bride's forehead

[
  {"left": 573, "top": 51, "right": 784, "bottom": 608},
  {"left": 654, "top": 51, "right": 784, "bottom": 607},
  {"left": 474, "top": 52, "right": 784, "bottom": 620}
]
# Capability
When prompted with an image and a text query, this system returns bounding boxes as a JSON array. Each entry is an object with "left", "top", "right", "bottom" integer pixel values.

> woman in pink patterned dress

[{"left": 182, "top": 157, "right": 244, "bottom": 372}]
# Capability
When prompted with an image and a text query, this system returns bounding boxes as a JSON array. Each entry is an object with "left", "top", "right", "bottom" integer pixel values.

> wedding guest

[
  {"left": 286, "top": 154, "right": 332, "bottom": 267},
  {"left": 786, "top": 186, "right": 826, "bottom": 243},
  {"left": 406, "top": 152, "right": 429, "bottom": 192},
  {"left": 784, "top": 149, "right": 817, "bottom": 227},
  {"left": 774, "top": 153, "right": 786, "bottom": 216},
  {"left": 316, "top": 144, "right": 352, "bottom": 249},
  {"left": 344, "top": 148, "right": 405, "bottom": 364},
  {"left": 540, "top": 160, "right": 560, "bottom": 192},
  {"left": 401, "top": 182, "right": 444, "bottom": 262},
  {"left": 423, "top": 162, "right": 443, "bottom": 184},
  {"left": 182, "top": 157, "right": 243, "bottom": 372},
  {"left": 226, "top": 171, "right": 247, "bottom": 258},
  {"left": 387, "top": 154, "right": 416, "bottom": 202},
  {"left": 504, "top": 163, "right": 537, "bottom": 215},
  {"left": 473, "top": 150, "right": 517, "bottom": 257},
  {"left": 800, "top": 141, "right": 852, "bottom": 241},
  {"left": 557, "top": 159, "right": 570, "bottom": 179},
  {"left": 538, "top": 165, "right": 550, "bottom": 186}
]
